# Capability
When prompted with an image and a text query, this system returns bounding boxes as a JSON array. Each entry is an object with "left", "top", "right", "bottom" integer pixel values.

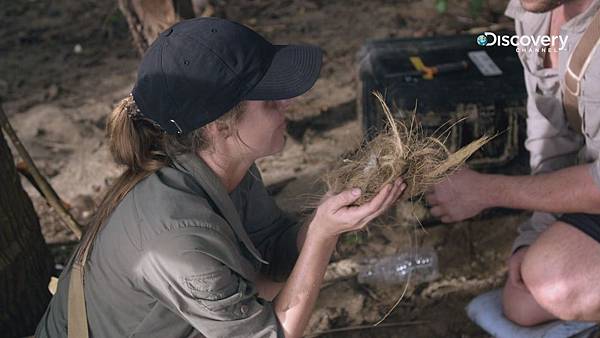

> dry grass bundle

[{"left": 324, "top": 93, "right": 490, "bottom": 204}]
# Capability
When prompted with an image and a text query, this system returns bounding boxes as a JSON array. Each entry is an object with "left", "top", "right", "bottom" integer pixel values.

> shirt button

[{"left": 240, "top": 304, "right": 249, "bottom": 315}]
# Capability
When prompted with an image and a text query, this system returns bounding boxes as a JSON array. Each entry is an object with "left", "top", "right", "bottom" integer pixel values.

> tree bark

[
  {"left": 118, "top": 0, "right": 193, "bottom": 55},
  {"left": 0, "top": 129, "right": 54, "bottom": 338},
  {"left": 118, "top": 0, "right": 218, "bottom": 55}
]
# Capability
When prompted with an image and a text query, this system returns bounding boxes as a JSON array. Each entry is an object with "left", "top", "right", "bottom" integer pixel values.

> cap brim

[{"left": 244, "top": 44, "right": 322, "bottom": 100}]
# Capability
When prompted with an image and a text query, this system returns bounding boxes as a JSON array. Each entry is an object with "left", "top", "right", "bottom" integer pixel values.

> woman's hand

[
  {"left": 274, "top": 177, "right": 405, "bottom": 338},
  {"left": 310, "top": 178, "right": 406, "bottom": 240}
]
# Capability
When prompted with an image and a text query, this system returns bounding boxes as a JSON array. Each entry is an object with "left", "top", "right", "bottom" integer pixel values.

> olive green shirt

[{"left": 36, "top": 153, "right": 301, "bottom": 337}]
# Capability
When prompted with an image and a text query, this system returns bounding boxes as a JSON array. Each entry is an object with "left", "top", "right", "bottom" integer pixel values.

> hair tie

[
  {"left": 126, "top": 93, "right": 144, "bottom": 120},
  {"left": 126, "top": 93, "right": 166, "bottom": 133}
]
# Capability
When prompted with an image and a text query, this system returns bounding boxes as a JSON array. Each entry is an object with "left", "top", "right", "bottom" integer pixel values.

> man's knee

[
  {"left": 520, "top": 222, "right": 599, "bottom": 321},
  {"left": 521, "top": 267, "right": 579, "bottom": 320}
]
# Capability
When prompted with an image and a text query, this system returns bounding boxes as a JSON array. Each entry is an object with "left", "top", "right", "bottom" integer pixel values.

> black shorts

[{"left": 558, "top": 213, "right": 600, "bottom": 243}]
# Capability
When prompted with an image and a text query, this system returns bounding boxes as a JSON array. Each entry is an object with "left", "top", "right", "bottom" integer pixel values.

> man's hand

[
  {"left": 507, "top": 247, "right": 529, "bottom": 291},
  {"left": 426, "top": 167, "right": 490, "bottom": 223}
]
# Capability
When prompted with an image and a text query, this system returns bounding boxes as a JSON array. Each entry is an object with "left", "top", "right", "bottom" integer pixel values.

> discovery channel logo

[{"left": 476, "top": 32, "right": 568, "bottom": 52}]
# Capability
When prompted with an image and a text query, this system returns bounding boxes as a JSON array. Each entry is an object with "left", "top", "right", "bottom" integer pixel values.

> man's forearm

[{"left": 485, "top": 164, "right": 600, "bottom": 214}]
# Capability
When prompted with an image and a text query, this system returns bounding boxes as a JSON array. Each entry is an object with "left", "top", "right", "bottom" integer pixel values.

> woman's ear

[
  {"left": 204, "top": 120, "right": 232, "bottom": 139},
  {"left": 215, "top": 120, "right": 233, "bottom": 138}
]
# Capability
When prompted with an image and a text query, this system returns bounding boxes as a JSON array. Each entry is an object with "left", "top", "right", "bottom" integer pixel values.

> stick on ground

[{"left": 0, "top": 102, "right": 82, "bottom": 239}]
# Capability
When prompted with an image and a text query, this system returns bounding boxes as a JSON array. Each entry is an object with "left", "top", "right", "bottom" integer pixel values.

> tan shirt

[{"left": 505, "top": 0, "right": 600, "bottom": 250}]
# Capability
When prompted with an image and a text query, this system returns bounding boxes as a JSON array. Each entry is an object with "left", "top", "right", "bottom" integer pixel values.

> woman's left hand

[{"left": 310, "top": 178, "right": 407, "bottom": 240}]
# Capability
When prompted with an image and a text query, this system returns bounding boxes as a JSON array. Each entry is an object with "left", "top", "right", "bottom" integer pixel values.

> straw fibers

[{"left": 324, "top": 93, "right": 490, "bottom": 205}]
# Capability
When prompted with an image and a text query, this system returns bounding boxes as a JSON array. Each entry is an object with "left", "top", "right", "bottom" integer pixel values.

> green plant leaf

[{"left": 436, "top": 0, "right": 448, "bottom": 13}]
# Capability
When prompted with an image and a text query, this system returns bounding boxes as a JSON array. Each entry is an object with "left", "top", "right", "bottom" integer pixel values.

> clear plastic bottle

[{"left": 357, "top": 247, "right": 439, "bottom": 285}]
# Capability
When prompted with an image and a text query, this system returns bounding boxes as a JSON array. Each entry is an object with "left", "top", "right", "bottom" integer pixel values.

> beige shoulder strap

[
  {"left": 67, "top": 241, "right": 92, "bottom": 338},
  {"left": 563, "top": 9, "right": 600, "bottom": 133}
]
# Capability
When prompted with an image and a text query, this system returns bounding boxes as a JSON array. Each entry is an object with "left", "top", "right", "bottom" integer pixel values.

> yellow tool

[{"left": 409, "top": 56, "right": 468, "bottom": 80}]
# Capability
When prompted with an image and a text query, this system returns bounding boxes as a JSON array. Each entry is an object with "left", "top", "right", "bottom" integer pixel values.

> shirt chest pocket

[
  {"left": 580, "top": 60, "right": 600, "bottom": 140},
  {"left": 184, "top": 269, "right": 257, "bottom": 320},
  {"left": 582, "top": 100, "right": 600, "bottom": 142}
]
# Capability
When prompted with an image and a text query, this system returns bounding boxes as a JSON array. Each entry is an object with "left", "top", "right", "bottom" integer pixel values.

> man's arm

[
  {"left": 487, "top": 163, "right": 600, "bottom": 213},
  {"left": 427, "top": 163, "right": 600, "bottom": 223}
]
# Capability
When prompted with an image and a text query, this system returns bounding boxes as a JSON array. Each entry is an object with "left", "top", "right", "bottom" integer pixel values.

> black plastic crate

[{"left": 358, "top": 32, "right": 528, "bottom": 168}]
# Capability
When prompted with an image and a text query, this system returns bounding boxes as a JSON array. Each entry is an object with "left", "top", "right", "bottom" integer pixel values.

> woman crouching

[{"left": 36, "top": 17, "right": 405, "bottom": 338}]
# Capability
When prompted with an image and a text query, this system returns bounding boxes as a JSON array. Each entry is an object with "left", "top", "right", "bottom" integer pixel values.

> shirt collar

[
  {"left": 562, "top": 0, "right": 600, "bottom": 33},
  {"left": 504, "top": 0, "right": 530, "bottom": 20},
  {"left": 505, "top": 0, "right": 600, "bottom": 33},
  {"left": 172, "top": 152, "right": 268, "bottom": 265}
]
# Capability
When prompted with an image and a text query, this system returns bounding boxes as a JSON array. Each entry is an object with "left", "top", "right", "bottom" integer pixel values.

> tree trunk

[
  {"left": 118, "top": 0, "right": 195, "bottom": 55},
  {"left": 0, "top": 129, "right": 54, "bottom": 338},
  {"left": 118, "top": 0, "right": 219, "bottom": 55}
]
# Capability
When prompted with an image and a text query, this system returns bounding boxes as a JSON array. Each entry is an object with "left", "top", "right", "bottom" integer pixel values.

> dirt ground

[{"left": 2, "top": 0, "right": 529, "bottom": 336}]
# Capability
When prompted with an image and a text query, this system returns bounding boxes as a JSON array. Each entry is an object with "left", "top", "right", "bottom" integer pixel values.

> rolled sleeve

[
  {"left": 589, "top": 159, "right": 600, "bottom": 189},
  {"left": 512, "top": 211, "right": 558, "bottom": 253},
  {"left": 244, "top": 166, "right": 301, "bottom": 281},
  {"left": 138, "top": 230, "right": 284, "bottom": 338}
]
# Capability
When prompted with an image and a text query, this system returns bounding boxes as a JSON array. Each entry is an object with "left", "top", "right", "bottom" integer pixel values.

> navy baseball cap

[{"left": 131, "top": 17, "right": 323, "bottom": 135}]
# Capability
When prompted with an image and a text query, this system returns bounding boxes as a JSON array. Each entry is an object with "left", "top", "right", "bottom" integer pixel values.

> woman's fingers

[
  {"left": 319, "top": 178, "right": 408, "bottom": 235},
  {"left": 392, "top": 180, "right": 406, "bottom": 201},
  {"left": 327, "top": 188, "right": 362, "bottom": 212},
  {"left": 361, "top": 183, "right": 393, "bottom": 214},
  {"left": 374, "top": 179, "right": 404, "bottom": 215},
  {"left": 358, "top": 180, "right": 405, "bottom": 226},
  {"left": 341, "top": 183, "right": 392, "bottom": 222},
  {"left": 342, "top": 178, "right": 405, "bottom": 224},
  {"left": 315, "top": 178, "right": 408, "bottom": 238}
]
